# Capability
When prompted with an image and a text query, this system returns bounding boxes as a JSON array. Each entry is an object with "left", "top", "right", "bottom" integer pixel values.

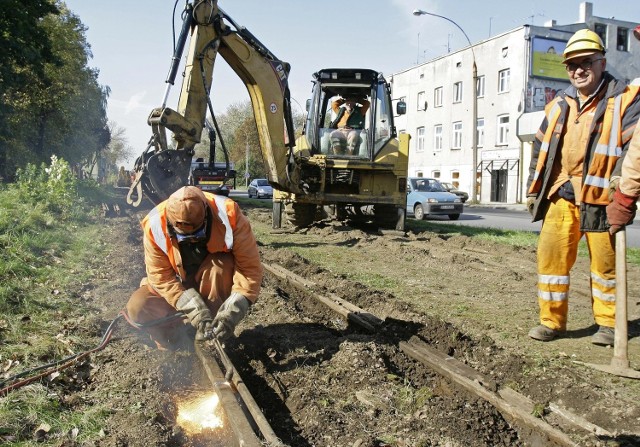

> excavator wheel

[{"left": 285, "top": 203, "right": 318, "bottom": 228}]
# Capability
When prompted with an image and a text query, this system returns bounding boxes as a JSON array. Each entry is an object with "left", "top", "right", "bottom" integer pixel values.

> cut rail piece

[
  {"left": 400, "top": 338, "right": 580, "bottom": 447},
  {"left": 262, "top": 260, "right": 612, "bottom": 446},
  {"left": 263, "top": 263, "right": 382, "bottom": 331}
]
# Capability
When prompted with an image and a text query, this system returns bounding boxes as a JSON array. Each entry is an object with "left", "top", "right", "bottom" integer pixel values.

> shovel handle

[{"left": 613, "top": 229, "right": 630, "bottom": 368}]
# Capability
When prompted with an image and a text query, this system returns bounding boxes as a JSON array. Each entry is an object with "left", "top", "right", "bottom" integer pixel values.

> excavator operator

[
  {"left": 330, "top": 95, "right": 370, "bottom": 155},
  {"left": 126, "top": 186, "right": 263, "bottom": 350}
]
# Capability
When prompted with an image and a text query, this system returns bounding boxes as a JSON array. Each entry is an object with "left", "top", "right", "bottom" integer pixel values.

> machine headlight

[{"left": 427, "top": 198, "right": 438, "bottom": 203}]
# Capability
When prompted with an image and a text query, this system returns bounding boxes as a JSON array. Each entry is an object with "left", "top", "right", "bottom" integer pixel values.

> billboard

[{"left": 531, "top": 37, "right": 569, "bottom": 81}]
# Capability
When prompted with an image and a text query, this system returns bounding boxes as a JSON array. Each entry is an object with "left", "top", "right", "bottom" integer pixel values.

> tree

[
  {"left": 0, "top": 0, "right": 60, "bottom": 180},
  {"left": 0, "top": 1, "right": 110, "bottom": 183},
  {"left": 206, "top": 100, "right": 305, "bottom": 181}
]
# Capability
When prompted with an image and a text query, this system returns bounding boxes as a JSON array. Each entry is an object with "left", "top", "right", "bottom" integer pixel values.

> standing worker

[
  {"left": 526, "top": 29, "right": 640, "bottom": 346},
  {"left": 126, "top": 186, "right": 263, "bottom": 350}
]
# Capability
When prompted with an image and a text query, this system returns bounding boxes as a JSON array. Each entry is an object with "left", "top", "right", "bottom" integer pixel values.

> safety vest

[
  {"left": 142, "top": 193, "right": 237, "bottom": 278},
  {"left": 529, "top": 85, "right": 640, "bottom": 205}
]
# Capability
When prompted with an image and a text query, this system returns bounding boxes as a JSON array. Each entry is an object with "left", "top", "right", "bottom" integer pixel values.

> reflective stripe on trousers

[{"left": 536, "top": 197, "right": 616, "bottom": 330}]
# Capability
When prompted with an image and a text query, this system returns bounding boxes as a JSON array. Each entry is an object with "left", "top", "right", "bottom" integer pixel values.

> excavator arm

[{"left": 127, "top": 0, "right": 302, "bottom": 206}]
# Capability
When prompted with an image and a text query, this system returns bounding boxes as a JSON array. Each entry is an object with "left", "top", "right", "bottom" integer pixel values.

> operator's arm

[
  {"left": 229, "top": 202, "right": 263, "bottom": 303},
  {"left": 143, "top": 233, "right": 186, "bottom": 307},
  {"left": 332, "top": 98, "right": 345, "bottom": 113}
]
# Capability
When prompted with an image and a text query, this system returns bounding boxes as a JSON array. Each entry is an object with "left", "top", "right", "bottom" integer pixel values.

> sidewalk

[{"left": 465, "top": 202, "right": 528, "bottom": 212}]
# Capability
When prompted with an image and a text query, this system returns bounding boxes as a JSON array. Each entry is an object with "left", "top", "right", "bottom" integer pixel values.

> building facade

[{"left": 391, "top": 2, "right": 639, "bottom": 203}]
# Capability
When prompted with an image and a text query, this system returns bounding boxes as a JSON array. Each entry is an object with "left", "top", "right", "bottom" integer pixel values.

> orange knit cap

[{"left": 166, "top": 186, "right": 207, "bottom": 234}]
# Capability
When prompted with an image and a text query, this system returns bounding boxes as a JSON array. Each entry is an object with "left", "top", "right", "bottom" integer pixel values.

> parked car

[
  {"left": 406, "top": 177, "right": 463, "bottom": 220},
  {"left": 247, "top": 178, "right": 273, "bottom": 199},
  {"left": 439, "top": 182, "right": 469, "bottom": 203}
]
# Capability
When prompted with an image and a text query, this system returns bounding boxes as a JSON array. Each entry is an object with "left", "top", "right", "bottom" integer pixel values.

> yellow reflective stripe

[
  {"left": 593, "top": 142, "right": 622, "bottom": 157},
  {"left": 584, "top": 174, "right": 608, "bottom": 188},
  {"left": 212, "top": 194, "right": 234, "bottom": 250},
  {"left": 592, "top": 288, "right": 615, "bottom": 302},
  {"left": 538, "top": 274, "right": 569, "bottom": 285},
  {"left": 590, "top": 272, "right": 616, "bottom": 288},
  {"left": 538, "top": 290, "right": 568, "bottom": 302},
  {"left": 147, "top": 207, "right": 168, "bottom": 254}
]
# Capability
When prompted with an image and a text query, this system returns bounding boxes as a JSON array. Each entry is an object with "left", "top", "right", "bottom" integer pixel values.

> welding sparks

[{"left": 176, "top": 392, "right": 223, "bottom": 434}]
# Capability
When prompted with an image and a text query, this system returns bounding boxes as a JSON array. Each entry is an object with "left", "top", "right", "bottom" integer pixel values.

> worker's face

[{"left": 565, "top": 54, "right": 606, "bottom": 96}]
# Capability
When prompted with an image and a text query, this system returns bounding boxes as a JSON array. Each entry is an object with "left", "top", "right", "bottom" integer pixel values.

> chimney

[
  {"left": 579, "top": 2, "right": 593, "bottom": 23},
  {"left": 545, "top": 20, "right": 557, "bottom": 27}
]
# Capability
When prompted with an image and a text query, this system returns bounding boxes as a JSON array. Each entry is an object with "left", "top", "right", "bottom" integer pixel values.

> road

[{"left": 424, "top": 205, "right": 640, "bottom": 248}]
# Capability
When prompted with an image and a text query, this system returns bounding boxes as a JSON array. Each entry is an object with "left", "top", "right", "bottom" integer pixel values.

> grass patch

[{"left": 0, "top": 158, "right": 116, "bottom": 445}]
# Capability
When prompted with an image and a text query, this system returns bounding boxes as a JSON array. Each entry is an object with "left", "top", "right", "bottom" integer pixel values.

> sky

[{"left": 62, "top": 0, "right": 640, "bottom": 167}]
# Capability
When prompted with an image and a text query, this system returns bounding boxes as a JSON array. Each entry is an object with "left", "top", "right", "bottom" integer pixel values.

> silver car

[{"left": 247, "top": 178, "right": 273, "bottom": 199}]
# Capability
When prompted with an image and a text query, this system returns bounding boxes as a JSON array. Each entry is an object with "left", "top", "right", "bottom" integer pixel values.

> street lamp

[{"left": 412, "top": 9, "right": 479, "bottom": 203}]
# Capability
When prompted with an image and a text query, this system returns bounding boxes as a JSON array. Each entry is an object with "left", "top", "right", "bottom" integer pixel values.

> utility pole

[{"left": 245, "top": 135, "right": 249, "bottom": 187}]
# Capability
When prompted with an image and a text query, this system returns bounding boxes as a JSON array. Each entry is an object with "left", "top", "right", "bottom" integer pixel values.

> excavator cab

[
  {"left": 274, "top": 68, "right": 409, "bottom": 230},
  {"left": 303, "top": 69, "right": 398, "bottom": 160}
]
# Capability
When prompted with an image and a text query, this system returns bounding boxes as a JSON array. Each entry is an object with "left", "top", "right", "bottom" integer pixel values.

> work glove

[
  {"left": 608, "top": 176, "right": 620, "bottom": 201},
  {"left": 176, "top": 288, "right": 214, "bottom": 340},
  {"left": 526, "top": 196, "right": 536, "bottom": 216},
  {"left": 212, "top": 292, "right": 251, "bottom": 341},
  {"left": 607, "top": 187, "right": 638, "bottom": 235}
]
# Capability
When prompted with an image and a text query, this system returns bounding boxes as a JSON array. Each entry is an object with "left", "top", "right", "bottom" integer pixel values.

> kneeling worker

[{"left": 126, "top": 186, "right": 263, "bottom": 349}]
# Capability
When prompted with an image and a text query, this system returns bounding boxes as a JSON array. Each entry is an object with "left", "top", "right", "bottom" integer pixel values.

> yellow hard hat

[
  {"left": 166, "top": 186, "right": 207, "bottom": 234},
  {"left": 563, "top": 29, "right": 605, "bottom": 62}
]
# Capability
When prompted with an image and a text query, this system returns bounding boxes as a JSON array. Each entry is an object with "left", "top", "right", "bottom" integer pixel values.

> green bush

[{"left": 15, "top": 156, "right": 80, "bottom": 219}]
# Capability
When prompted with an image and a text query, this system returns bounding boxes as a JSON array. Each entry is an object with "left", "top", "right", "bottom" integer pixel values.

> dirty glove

[
  {"left": 607, "top": 188, "right": 638, "bottom": 234},
  {"left": 526, "top": 196, "right": 536, "bottom": 216},
  {"left": 212, "top": 293, "right": 251, "bottom": 341},
  {"left": 608, "top": 176, "right": 620, "bottom": 201},
  {"left": 176, "top": 288, "right": 214, "bottom": 340}
]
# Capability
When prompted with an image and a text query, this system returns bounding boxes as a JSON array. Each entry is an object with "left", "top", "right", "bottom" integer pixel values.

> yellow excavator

[{"left": 127, "top": 0, "right": 409, "bottom": 230}]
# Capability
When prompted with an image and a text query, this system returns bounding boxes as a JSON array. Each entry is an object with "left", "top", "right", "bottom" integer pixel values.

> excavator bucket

[{"left": 127, "top": 150, "right": 192, "bottom": 206}]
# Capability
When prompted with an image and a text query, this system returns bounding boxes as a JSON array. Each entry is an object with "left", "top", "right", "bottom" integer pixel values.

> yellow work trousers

[
  {"left": 536, "top": 198, "right": 616, "bottom": 331},
  {"left": 126, "top": 252, "right": 235, "bottom": 347}
]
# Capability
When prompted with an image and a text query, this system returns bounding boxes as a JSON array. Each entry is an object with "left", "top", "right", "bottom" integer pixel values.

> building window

[
  {"left": 476, "top": 118, "right": 484, "bottom": 147},
  {"left": 434, "top": 86, "right": 443, "bottom": 107},
  {"left": 498, "top": 69, "right": 510, "bottom": 93},
  {"left": 476, "top": 75, "right": 485, "bottom": 98},
  {"left": 617, "top": 27, "right": 629, "bottom": 51},
  {"left": 453, "top": 81, "right": 463, "bottom": 103},
  {"left": 416, "top": 126, "right": 425, "bottom": 152},
  {"left": 452, "top": 122, "right": 463, "bottom": 149},
  {"left": 434, "top": 125, "right": 443, "bottom": 150},
  {"left": 417, "top": 91, "right": 426, "bottom": 111},
  {"left": 416, "top": 171, "right": 424, "bottom": 177},
  {"left": 452, "top": 171, "right": 460, "bottom": 188},
  {"left": 594, "top": 23, "right": 607, "bottom": 47},
  {"left": 432, "top": 171, "right": 441, "bottom": 179},
  {"left": 497, "top": 114, "right": 509, "bottom": 145}
]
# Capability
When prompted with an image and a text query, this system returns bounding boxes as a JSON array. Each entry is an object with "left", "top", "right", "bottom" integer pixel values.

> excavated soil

[{"left": 16, "top": 194, "right": 640, "bottom": 446}]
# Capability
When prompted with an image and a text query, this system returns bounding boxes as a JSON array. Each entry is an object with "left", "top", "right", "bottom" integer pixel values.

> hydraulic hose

[{"left": 0, "top": 311, "right": 185, "bottom": 397}]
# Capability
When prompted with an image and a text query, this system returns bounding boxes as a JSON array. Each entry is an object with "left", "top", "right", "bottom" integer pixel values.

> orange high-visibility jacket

[
  {"left": 141, "top": 192, "right": 263, "bottom": 307},
  {"left": 527, "top": 74, "right": 640, "bottom": 230}
]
